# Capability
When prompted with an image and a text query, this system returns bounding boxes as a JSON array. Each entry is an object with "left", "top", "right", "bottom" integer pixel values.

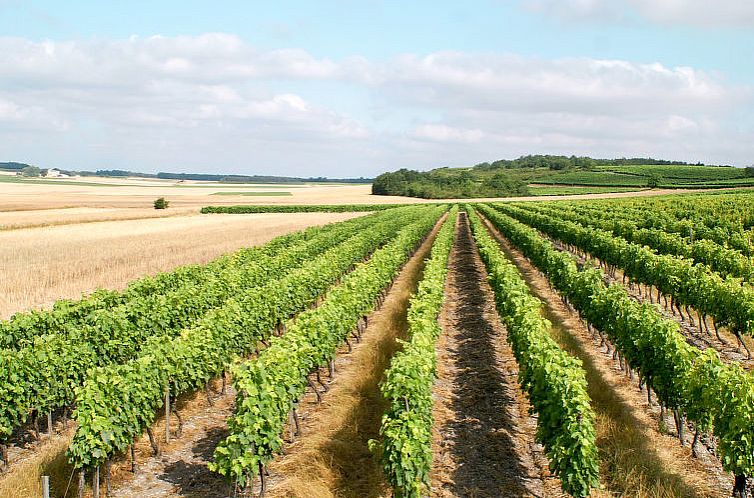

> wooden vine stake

[
  {"left": 733, "top": 475, "right": 748, "bottom": 498},
  {"left": 41, "top": 475, "right": 50, "bottom": 498},
  {"left": 172, "top": 401, "right": 184, "bottom": 438},
  {"left": 165, "top": 384, "right": 171, "bottom": 443},
  {"left": 32, "top": 411, "right": 40, "bottom": 440},
  {"left": 145, "top": 428, "right": 159, "bottom": 456},
  {"left": 258, "top": 462, "right": 267, "bottom": 497},
  {"left": 47, "top": 411, "right": 53, "bottom": 437},
  {"left": 92, "top": 466, "right": 100, "bottom": 498},
  {"left": 104, "top": 459, "right": 112, "bottom": 497},
  {"left": 287, "top": 411, "right": 296, "bottom": 441},
  {"left": 292, "top": 408, "right": 301, "bottom": 436},
  {"left": 1, "top": 442, "right": 8, "bottom": 470},
  {"left": 77, "top": 470, "right": 85, "bottom": 498}
]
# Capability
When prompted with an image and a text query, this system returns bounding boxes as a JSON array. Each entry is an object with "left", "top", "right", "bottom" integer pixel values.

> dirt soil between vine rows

[{"left": 430, "top": 212, "right": 563, "bottom": 498}]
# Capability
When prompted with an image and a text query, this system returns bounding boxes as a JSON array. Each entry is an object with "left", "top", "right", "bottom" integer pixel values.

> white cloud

[
  {"left": 0, "top": 34, "right": 751, "bottom": 175},
  {"left": 522, "top": 0, "right": 625, "bottom": 22},
  {"left": 370, "top": 51, "right": 752, "bottom": 167},
  {"left": 0, "top": 35, "right": 367, "bottom": 174},
  {"left": 412, "top": 124, "right": 486, "bottom": 143},
  {"left": 632, "top": 0, "right": 754, "bottom": 27},
  {"left": 521, "top": 0, "right": 754, "bottom": 27},
  {"left": 374, "top": 52, "right": 731, "bottom": 116}
]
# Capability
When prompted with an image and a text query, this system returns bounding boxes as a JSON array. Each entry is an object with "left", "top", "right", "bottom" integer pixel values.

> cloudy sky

[{"left": 1, "top": 1, "right": 752, "bottom": 177}]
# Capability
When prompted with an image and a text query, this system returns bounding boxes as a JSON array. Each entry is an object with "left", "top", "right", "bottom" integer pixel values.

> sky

[{"left": 0, "top": 1, "right": 753, "bottom": 177}]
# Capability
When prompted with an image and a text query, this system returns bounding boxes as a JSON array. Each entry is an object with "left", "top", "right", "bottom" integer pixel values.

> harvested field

[
  {"left": 0, "top": 177, "right": 728, "bottom": 214},
  {"left": 0, "top": 212, "right": 363, "bottom": 318},
  {"left": 0, "top": 207, "right": 197, "bottom": 231},
  {"left": 0, "top": 182, "right": 412, "bottom": 211}
]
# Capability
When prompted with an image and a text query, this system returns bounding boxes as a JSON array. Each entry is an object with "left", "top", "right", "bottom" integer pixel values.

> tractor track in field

[{"left": 430, "top": 212, "right": 560, "bottom": 498}]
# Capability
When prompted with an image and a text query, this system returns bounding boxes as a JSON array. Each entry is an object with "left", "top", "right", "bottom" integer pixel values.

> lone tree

[{"left": 153, "top": 197, "right": 169, "bottom": 209}]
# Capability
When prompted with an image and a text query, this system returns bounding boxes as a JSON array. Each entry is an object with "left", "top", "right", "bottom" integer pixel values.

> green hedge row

[{"left": 200, "top": 204, "right": 415, "bottom": 213}]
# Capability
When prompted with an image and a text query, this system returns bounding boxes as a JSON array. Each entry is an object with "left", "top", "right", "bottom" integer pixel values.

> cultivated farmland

[{"left": 2, "top": 190, "right": 754, "bottom": 498}]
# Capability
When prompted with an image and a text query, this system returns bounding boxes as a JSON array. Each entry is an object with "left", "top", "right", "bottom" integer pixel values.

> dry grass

[
  {"left": 0, "top": 212, "right": 362, "bottom": 318},
  {"left": 0, "top": 207, "right": 198, "bottom": 230},
  {"left": 0, "top": 431, "right": 76, "bottom": 498}
]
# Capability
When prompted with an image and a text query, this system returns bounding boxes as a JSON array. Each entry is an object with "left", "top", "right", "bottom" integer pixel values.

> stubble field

[{"left": 0, "top": 212, "right": 363, "bottom": 319}]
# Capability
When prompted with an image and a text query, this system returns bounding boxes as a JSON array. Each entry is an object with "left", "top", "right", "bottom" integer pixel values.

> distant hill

[
  {"left": 0, "top": 163, "right": 371, "bottom": 184},
  {"left": 372, "top": 156, "right": 754, "bottom": 199},
  {"left": 0, "top": 162, "right": 32, "bottom": 171}
]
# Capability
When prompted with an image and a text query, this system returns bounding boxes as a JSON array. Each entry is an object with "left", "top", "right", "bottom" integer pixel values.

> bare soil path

[
  {"left": 430, "top": 213, "right": 560, "bottom": 498},
  {"left": 479, "top": 213, "right": 730, "bottom": 498}
]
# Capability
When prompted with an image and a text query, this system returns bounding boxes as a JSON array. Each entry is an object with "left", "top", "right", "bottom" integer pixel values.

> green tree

[
  {"left": 20, "top": 166, "right": 41, "bottom": 177},
  {"left": 154, "top": 197, "right": 170, "bottom": 209}
]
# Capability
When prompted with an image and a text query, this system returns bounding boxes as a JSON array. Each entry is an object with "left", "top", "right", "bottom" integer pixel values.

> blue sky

[{"left": 0, "top": 0, "right": 752, "bottom": 176}]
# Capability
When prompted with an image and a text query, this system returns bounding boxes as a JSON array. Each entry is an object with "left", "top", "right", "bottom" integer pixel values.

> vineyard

[{"left": 3, "top": 191, "right": 754, "bottom": 498}]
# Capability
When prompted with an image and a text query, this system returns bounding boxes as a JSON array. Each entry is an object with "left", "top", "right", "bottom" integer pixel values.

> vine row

[
  {"left": 0, "top": 211, "right": 394, "bottom": 444},
  {"left": 68, "top": 206, "right": 444, "bottom": 471},
  {"left": 372, "top": 206, "right": 457, "bottom": 498},
  {"left": 209, "top": 207, "right": 446, "bottom": 491},
  {"left": 491, "top": 203, "right": 754, "bottom": 347},
  {"left": 469, "top": 207, "right": 599, "bottom": 497},
  {"left": 478, "top": 204, "right": 754, "bottom": 496}
]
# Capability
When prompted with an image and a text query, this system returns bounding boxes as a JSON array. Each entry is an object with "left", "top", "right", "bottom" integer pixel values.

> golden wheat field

[{"left": 0, "top": 211, "right": 363, "bottom": 319}]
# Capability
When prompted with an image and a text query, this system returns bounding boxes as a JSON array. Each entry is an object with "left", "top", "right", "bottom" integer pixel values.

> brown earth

[{"left": 430, "top": 212, "right": 562, "bottom": 498}]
